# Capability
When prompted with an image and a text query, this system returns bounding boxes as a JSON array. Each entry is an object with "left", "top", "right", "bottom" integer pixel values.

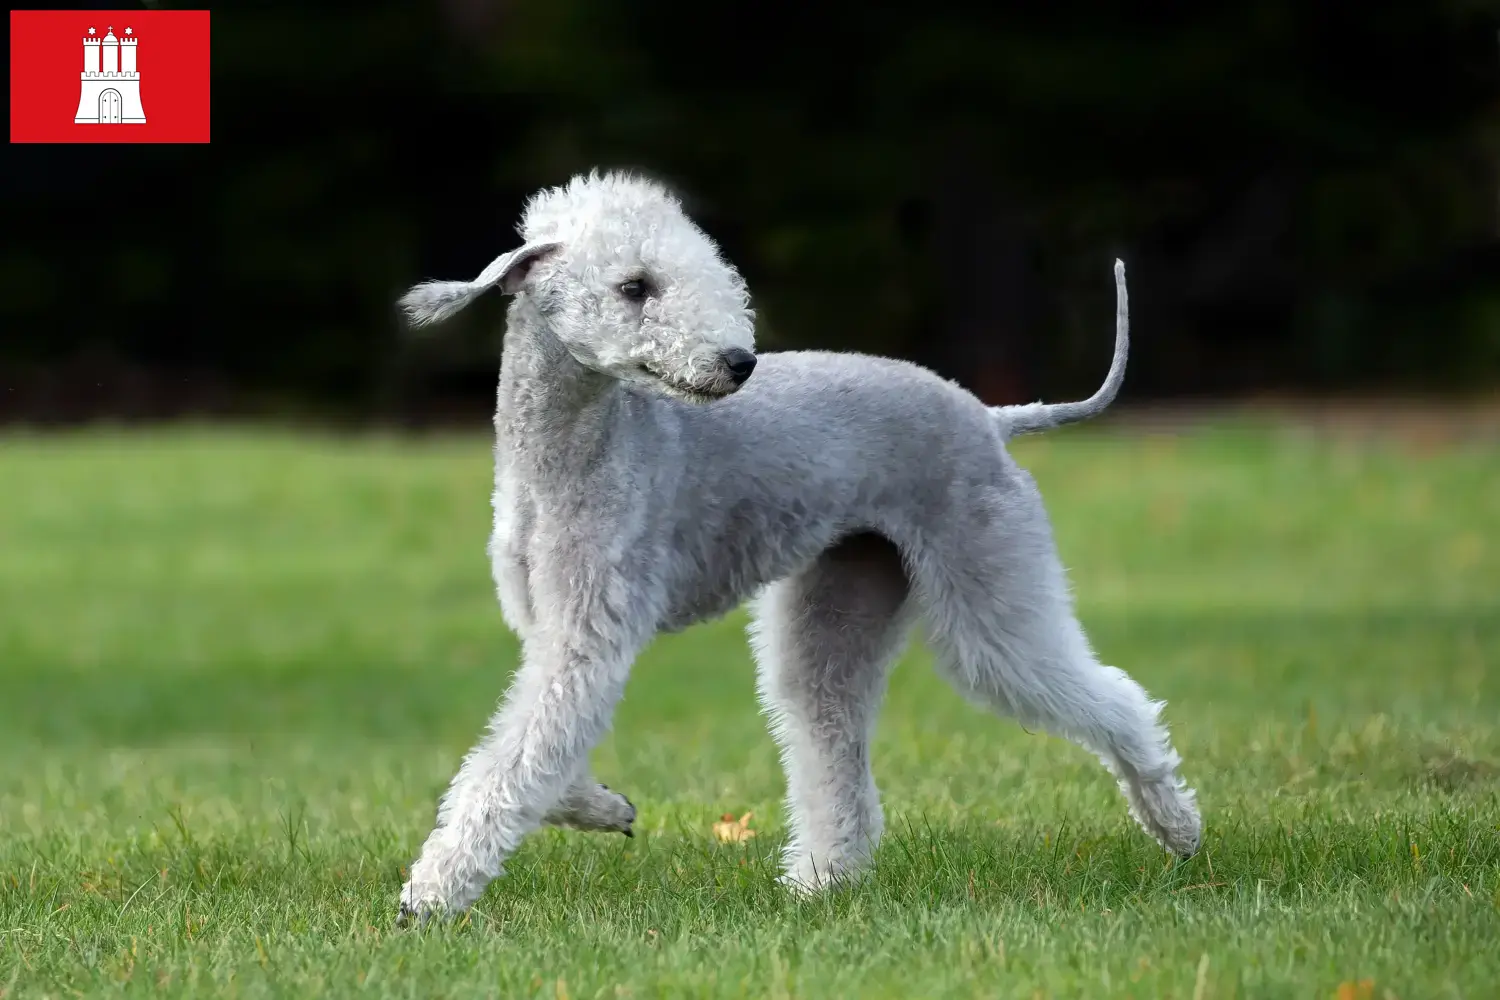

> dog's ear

[
  {"left": 486, "top": 241, "right": 564, "bottom": 295},
  {"left": 398, "top": 241, "right": 563, "bottom": 328}
]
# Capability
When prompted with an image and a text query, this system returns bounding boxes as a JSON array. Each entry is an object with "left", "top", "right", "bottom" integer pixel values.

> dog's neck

[{"left": 495, "top": 303, "right": 623, "bottom": 478}]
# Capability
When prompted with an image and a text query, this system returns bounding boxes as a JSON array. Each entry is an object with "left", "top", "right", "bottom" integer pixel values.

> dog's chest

[{"left": 489, "top": 468, "right": 536, "bottom": 635}]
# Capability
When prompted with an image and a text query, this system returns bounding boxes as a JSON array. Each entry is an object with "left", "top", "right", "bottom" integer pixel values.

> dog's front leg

[{"left": 398, "top": 635, "right": 637, "bottom": 924}]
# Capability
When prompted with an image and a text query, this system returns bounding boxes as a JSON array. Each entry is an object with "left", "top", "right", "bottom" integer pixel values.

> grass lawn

[{"left": 1, "top": 422, "right": 1497, "bottom": 998}]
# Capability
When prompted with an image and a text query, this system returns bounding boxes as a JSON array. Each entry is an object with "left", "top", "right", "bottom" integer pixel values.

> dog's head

[{"left": 400, "top": 171, "right": 757, "bottom": 402}]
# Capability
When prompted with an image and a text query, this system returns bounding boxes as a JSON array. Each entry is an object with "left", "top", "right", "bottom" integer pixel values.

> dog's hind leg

[
  {"left": 751, "top": 533, "right": 915, "bottom": 893},
  {"left": 919, "top": 487, "right": 1202, "bottom": 858}
]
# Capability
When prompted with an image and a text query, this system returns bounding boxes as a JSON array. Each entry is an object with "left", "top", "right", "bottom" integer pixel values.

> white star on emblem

[
  {"left": 125, "top": 27, "right": 132, "bottom": 35},
  {"left": 88, "top": 26, "right": 96, "bottom": 35}
]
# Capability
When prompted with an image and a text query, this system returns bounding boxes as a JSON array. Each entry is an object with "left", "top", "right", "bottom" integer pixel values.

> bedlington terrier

[{"left": 394, "top": 171, "right": 1201, "bottom": 923}]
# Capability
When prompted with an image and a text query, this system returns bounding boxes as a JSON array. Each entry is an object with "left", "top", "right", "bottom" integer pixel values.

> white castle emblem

[{"left": 74, "top": 26, "right": 146, "bottom": 124}]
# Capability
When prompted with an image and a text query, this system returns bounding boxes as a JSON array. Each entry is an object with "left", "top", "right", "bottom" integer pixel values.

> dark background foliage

[{"left": 4, "top": 0, "right": 1498, "bottom": 424}]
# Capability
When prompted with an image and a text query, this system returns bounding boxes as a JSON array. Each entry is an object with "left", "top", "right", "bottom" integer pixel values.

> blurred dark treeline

[{"left": 3, "top": 1, "right": 1498, "bottom": 425}]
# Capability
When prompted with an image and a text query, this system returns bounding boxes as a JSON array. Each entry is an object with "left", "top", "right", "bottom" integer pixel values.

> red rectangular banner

[{"left": 9, "top": 9, "right": 211, "bottom": 143}]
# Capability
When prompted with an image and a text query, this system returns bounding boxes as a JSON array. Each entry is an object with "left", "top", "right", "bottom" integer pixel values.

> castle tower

[
  {"left": 101, "top": 26, "right": 118, "bottom": 73},
  {"left": 74, "top": 25, "right": 146, "bottom": 124},
  {"left": 83, "top": 29, "right": 100, "bottom": 73}
]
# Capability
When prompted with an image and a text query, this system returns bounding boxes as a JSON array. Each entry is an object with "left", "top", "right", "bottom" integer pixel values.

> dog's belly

[
  {"left": 657, "top": 580, "right": 748, "bottom": 633},
  {"left": 656, "top": 518, "right": 843, "bottom": 633}
]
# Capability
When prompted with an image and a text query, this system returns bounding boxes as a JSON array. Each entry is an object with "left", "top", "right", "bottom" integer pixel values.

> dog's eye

[{"left": 619, "top": 279, "right": 648, "bottom": 301}]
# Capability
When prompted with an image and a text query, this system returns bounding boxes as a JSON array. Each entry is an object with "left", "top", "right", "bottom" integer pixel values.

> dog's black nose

[{"left": 722, "top": 348, "right": 757, "bottom": 385}]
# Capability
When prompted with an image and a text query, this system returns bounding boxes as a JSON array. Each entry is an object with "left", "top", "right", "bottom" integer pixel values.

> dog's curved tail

[{"left": 991, "top": 259, "right": 1128, "bottom": 441}]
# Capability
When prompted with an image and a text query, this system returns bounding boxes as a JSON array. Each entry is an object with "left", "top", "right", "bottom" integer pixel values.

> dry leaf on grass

[
  {"left": 1334, "top": 980, "right": 1375, "bottom": 1000},
  {"left": 713, "top": 811, "right": 756, "bottom": 843}
]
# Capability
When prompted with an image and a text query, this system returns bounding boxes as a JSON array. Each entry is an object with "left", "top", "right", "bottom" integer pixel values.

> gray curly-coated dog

[{"left": 394, "top": 170, "right": 1201, "bottom": 923}]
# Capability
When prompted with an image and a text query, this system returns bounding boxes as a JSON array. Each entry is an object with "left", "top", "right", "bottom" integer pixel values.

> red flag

[{"left": 9, "top": 9, "right": 211, "bottom": 143}]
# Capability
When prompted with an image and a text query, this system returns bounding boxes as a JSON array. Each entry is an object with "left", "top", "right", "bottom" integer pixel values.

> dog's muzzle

[{"left": 721, "top": 348, "right": 757, "bottom": 386}]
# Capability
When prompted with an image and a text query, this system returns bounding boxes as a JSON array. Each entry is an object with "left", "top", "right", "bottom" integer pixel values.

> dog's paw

[
  {"left": 1125, "top": 774, "right": 1203, "bottom": 860},
  {"left": 396, "top": 882, "right": 450, "bottom": 929},
  {"left": 777, "top": 867, "right": 860, "bottom": 897},
  {"left": 545, "top": 783, "right": 637, "bottom": 837},
  {"left": 600, "top": 784, "right": 638, "bottom": 838},
  {"left": 778, "top": 847, "right": 870, "bottom": 896},
  {"left": 397, "top": 859, "right": 486, "bottom": 928}
]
